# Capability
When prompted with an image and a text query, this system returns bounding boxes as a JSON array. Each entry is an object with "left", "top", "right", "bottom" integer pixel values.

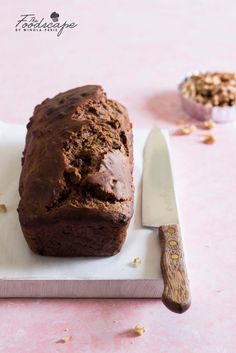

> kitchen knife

[{"left": 142, "top": 128, "right": 191, "bottom": 313}]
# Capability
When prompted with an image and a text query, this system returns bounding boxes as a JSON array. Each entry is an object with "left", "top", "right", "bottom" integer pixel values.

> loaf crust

[{"left": 18, "top": 85, "right": 134, "bottom": 256}]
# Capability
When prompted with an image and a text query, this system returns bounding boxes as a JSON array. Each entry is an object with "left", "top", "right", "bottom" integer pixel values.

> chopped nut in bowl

[{"left": 179, "top": 71, "right": 236, "bottom": 123}]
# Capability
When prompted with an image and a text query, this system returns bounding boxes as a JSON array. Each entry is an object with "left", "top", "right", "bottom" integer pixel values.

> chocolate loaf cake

[{"left": 18, "top": 85, "right": 134, "bottom": 256}]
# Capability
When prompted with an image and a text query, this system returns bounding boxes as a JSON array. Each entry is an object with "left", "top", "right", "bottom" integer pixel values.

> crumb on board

[
  {"left": 132, "top": 257, "right": 142, "bottom": 267},
  {"left": 202, "top": 134, "right": 216, "bottom": 144},
  {"left": 56, "top": 335, "right": 72, "bottom": 343},
  {"left": 134, "top": 324, "right": 146, "bottom": 336},
  {"left": 203, "top": 120, "right": 215, "bottom": 129},
  {"left": 173, "top": 120, "right": 217, "bottom": 145},
  {"left": 0, "top": 204, "right": 7, "bottom": 213},
  {"left": 176, "top": 124, "right": 196, "bottom": 135}
]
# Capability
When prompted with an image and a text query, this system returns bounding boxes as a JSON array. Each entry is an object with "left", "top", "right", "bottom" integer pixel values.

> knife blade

[{"left": 142, "top": 128, "right": 191, "bottom": 313}]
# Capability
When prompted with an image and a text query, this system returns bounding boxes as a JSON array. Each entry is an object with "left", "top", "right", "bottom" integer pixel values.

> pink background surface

[{"left": 1, "top": 1, "right": 236, "bottom": 352}]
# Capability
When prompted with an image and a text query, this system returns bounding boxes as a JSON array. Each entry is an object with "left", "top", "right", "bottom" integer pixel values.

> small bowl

[{"left": 178, "top": 71, "right": 236, "bottom": 123}]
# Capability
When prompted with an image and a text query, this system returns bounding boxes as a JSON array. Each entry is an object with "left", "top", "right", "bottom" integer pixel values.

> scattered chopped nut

[
  {"left": 203, "top": 120, "right": 215, "bottom": 129},
  {"left": 0, "top": 204, "right": 7, "bottom": 213},
  {"left": 179, "top": 124, "right": 196, "bottom": 135},
  {"left": 180, "top": 71, "right": 236, "bottom": 107},
  {"left": 56, "top": 335, "right": 71, "bottom": 343},
  {"left": 176, "top": 116, "right": 189, "bottom": 125},
  {"left": 134, "top": 324, "right": 146, "bottom": 336},
  {"left": 132, "top": 257, "right": 142, "bottom": 267},
  {"left": 203, "top": 134, "right": 216, "bottom": 144}
]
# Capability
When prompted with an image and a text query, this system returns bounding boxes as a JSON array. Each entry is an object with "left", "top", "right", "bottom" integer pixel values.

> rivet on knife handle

[{"left": 159, "top": 225, "right": 191, "bottom": 314}]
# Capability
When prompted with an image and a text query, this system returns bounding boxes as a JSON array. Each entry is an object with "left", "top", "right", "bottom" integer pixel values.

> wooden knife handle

[{"left": 159, "top": 225, "right": 191, "bottom": 314}]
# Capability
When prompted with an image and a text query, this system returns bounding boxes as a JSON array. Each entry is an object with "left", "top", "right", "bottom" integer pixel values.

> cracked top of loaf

[{"left": 18, "top": 85, "right": 134, "bottom": 225}]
